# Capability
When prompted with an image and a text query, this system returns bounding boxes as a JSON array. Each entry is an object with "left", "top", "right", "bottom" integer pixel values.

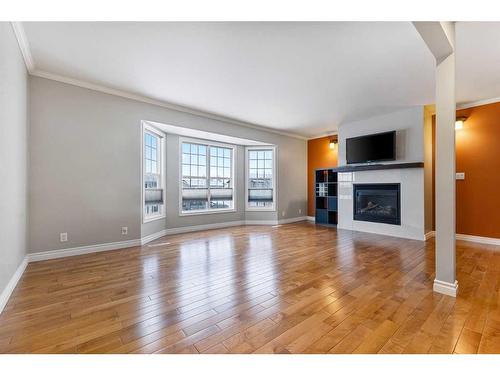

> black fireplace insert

[{"left": 353, "top": 183, "right": 401, "bottom": 225}]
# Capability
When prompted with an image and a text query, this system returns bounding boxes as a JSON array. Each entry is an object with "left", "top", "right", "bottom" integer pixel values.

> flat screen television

[{"left": 346, "top": 130, "right": 396, "bottom": 164}]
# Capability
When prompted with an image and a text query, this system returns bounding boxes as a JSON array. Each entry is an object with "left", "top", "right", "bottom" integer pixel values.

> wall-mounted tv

[{"left": 346, "top": 130, "right": 396, "bottom": 164}]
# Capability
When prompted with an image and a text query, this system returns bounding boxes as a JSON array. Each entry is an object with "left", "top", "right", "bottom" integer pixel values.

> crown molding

[
  {"left": 10, "top": 21, "right": 35, "bottom": 73},
  {"left": 457, "top": 97, "right": 500, "bottom": 110},
  {"left": 307, "top": 132, "right": 339, "bottom": 141},
  {"left": 10, "top": 22, "right": 307, "bottom": 141},
  {"left": 31, "top": 69, "right": 308, "bottom": 141}
]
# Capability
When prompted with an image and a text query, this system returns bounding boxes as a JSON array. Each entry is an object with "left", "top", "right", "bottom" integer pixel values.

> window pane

[
  {"left": 150, "top": 136, "right": 157, "bottom": 149},
  {"left": 247, "top": 148, "right": 274, "bottom": 210},
  {"left": 144, "top": 129, "right": 164, "bottom": 219},
  {"left": 182, "top": 143, "right": 190, "bottom": 154},
  {"left": 189, "top": 154, "right": 196, "bottom": 165},
  {"left": 182, "top": 143, "right": 234, "bottom": 213},
  {"left": 182, "top": 164, "right": 190, "bottom": 177}
]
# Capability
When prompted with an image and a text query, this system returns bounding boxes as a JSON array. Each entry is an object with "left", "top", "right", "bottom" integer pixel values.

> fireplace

[{"left": 353, "top": 184, "right": 401, "bottom": 225}]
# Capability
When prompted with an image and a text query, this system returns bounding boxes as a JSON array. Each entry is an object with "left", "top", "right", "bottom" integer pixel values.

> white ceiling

[{"left": 20, "top": 22, "right": 500, "bottom": 138}]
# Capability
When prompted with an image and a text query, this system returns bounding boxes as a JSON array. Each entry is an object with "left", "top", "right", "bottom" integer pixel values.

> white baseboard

[
  {"left": 278, "top": 216, "right": 308, "bottom": 224},
  {"left": 140, "top": 230, "right": 169, "bottom": 245},
  {"left": 0, "top": 257, "right": 28, "bottom": 314},
  {"left": 246, "top": 216, "right": 308, "bottom": 226},
  {"left": 456, "top": 233, "right": 500, "bottom": 246},
  {"left": 426, "top": 231, "right": 500, "bottom": 247},
  {"left": 28, "top": 238, "right": 142, "bottom": 262},
  {"left": 306, "top": 216, "right": 315, "bottom": 222},
  {"left": 433, "top": 279, "right": 458, "bottom": 297},
  {"left": 163, "top": 220, "right": 245, "bottom": 236},
  {"left": 30, "top": 218, "right": 312, "bottom": 263},
  {"left": 244, "top": 220, "right": 278, "bottom": 225},
  {"left": 425, "top": 231, "right": 436, "bottom": 240}
]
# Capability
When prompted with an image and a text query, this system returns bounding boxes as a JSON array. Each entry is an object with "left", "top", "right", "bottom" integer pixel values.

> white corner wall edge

[
  {"left": 0, "top": 257, "right": 28, "bottom": 314},
  {"left": 433, "top": 279, "right": 458, "bottom": 297}
]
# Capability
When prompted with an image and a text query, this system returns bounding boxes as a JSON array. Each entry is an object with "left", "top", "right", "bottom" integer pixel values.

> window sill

[
  {"left": 179, "top": 208, "right": 237, "bottom": 217},
  {"left": 143, "top": 214, "right": 166, "bottom": 224}
]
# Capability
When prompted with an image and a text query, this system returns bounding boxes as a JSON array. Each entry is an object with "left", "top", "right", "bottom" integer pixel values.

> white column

[
  {"left": 413, "top": 21, "right": 458, "bottom": 297},
  {"left": 433, "top": 22, "right": 458, "bottom": 297}
]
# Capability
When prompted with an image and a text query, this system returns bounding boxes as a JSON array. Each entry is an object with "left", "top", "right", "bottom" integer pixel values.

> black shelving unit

[{"left": 315, "top": 168, "right": 338, "bottom": 226}]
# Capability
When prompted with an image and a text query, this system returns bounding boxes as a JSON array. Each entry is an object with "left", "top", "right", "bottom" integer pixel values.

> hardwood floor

[{"left": 1, "top": 222, "right": 500, "bottom": 354}]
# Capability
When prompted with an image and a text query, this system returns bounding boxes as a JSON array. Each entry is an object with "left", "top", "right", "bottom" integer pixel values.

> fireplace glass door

[{"left": 353, "top": 184, "right": 401, "bottom": 225}]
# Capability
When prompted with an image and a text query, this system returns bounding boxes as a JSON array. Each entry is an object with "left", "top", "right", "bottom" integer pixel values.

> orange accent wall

[
  {"left": 455, "top": 102, "right": 500, "bottom": 238},
  {"left": 307, "top": 136, "right": 338, "bottom": 216}
]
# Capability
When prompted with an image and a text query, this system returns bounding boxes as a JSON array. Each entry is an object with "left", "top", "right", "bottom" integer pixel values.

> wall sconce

[
  {"left": 329, "top": 138, "right": 338, "bottom": 150},
  {"left": 455, "top": 116, "right": 467, "bottom": 130}
]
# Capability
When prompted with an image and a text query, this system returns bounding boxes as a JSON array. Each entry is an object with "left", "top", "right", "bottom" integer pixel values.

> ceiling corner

[{"left": 10, "top": 21, "right": 35, "bottom": 73}]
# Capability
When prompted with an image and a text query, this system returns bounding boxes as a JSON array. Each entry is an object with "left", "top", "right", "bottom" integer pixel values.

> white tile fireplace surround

[{"left": 337, "top": 168, "right": 425, "bottom": 241}]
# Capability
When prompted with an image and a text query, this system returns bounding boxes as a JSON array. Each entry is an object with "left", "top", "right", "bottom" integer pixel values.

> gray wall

[
  {"left": 338, "top": 106, "right": 424, "bottom": 166},
  {"left": 29, "top": 76, "right": 307, "bottom": 253},
  {"left": 0, "top": 23, "right": 28, "bottom": 292}
]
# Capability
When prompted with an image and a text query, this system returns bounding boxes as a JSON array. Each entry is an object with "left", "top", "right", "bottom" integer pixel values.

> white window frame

[
  {"left": 141, "top": 122, "right": 166, "bottom": 223},
  {"left": 245, "top": 146, "right": 277, "bottom": 212},
  {"left": 179, "top": 136, "right": 237, "bottom": 216}
]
